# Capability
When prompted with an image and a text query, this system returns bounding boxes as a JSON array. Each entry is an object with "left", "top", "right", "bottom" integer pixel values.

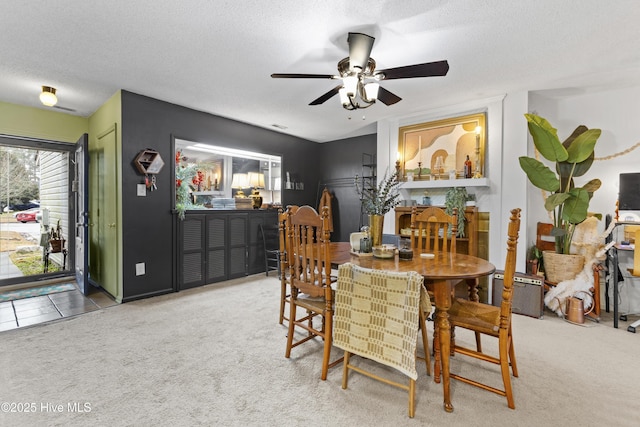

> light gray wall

[{"left": 529, "top": 86, "right": 640, "bottom": 228}]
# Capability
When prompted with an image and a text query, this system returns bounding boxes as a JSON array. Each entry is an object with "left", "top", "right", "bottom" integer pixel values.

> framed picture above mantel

[{"left": 398, "top": 113, "right": 486, "bottom": 182}]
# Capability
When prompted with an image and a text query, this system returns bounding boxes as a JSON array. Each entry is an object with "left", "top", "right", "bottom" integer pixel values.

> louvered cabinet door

[
  {"left": 207, "top": 216, "right": 227, "bottom": 283},
  {"left": 180, "top": 215, "right": 206, "bottom": 289},
  {"left": 227, "top": 214, "right": 248, "bottom": 279},
  {"left": 179, "top": 210, "right": 277, "bottom": 288}
]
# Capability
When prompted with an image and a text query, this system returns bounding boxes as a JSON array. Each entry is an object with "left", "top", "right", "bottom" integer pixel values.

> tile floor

[{"left": 0, "top": 285, "right": 117, "bottom": 332}]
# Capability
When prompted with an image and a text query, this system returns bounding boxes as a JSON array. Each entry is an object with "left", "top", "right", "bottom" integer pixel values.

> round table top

[{"left": 329, "top": 241, "right": 495, "bottom": 280}]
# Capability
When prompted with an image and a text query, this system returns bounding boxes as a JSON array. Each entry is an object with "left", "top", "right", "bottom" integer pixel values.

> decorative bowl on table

[
  {"left": 372, "top": 244, "right": 396, "bottom": 259},
  {"left": 398, "top": 248, "right": 413, "bottom": 260}
]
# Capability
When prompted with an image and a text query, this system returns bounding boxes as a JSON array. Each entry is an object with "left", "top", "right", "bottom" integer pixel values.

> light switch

[
  {"left": 135, "top": 262, "right": 145, "bottom": 276},
  {"left": 137, "top": 184, "right": 146, "bottom": 197}
]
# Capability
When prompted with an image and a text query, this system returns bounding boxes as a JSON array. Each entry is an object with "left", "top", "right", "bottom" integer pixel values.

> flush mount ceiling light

[
  {"left": 272, "top": 32, "right": 449, "bottom": 110},
  {"left": 39, "top": 86, "right": 58, "bottom": 107}
]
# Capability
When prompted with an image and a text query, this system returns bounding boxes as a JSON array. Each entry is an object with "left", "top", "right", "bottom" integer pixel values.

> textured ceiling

[{"left": 2, "top": 1, "right": 640, "bottom": 142}]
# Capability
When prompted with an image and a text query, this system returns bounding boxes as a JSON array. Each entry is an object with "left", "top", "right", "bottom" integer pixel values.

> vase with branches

[{"left": 355, "top": 168, "right": 402, "bottom": 246}]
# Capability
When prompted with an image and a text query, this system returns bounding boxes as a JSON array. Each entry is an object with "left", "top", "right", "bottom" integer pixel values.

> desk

[
  {"left": 605, "top": 218, "right": 640, "bottom": 330},
  {"left": 329, "top": 242, "right": 496, "bottom": 412}
]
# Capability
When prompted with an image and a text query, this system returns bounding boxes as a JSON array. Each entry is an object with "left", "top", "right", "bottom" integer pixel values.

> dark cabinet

[
  {"left": 181, "top": 215, "right": 206, "bottom": 289},
  {"left": 178, "top": 209, "right": 278, "bottom": 289}
]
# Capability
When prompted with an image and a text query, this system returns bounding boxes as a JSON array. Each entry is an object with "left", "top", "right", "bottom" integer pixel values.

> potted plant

[
  {"left": 175, "top": 151, "right": 204, "bottom": 220},
  {"left": 519, "top": 114, "right": 602, "bottom": 281},
  {"left": 355, "top": 168, "right": 402, "bottom": 246},
  {"left": 49, "top": 219, "right": 65, "bottom": 253}
]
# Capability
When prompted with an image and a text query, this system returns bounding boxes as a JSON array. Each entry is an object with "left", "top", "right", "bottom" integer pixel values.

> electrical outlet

[{"left": 135, "top": 262, "right": 145, "bottom": 276}]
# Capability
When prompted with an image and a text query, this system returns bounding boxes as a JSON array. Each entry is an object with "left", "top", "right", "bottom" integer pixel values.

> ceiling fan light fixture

[
  {"left": 39, "top": 86, "right": 57, "bottom": 107},
  {"left": 339, "top": 87, "right": 350, "bottom": 106},
  {"left": 343, "top": 75, "right": 358, "bottom": 97},
  {"left": 364, "top": 82, "right": 379, "bottom": 101},
  {"left": 271, "top": 32, "right": 448, "bottom": 111}
]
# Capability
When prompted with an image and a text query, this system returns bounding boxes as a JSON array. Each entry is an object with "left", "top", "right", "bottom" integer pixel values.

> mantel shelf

[{"left": 399, "top": 177, "right": 488, "bottom": 189}]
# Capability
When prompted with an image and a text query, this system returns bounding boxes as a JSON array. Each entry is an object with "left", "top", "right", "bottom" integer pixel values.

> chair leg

[
  {"left": 508, "top": 327, "right": 518, "bottom": 377},
  {"left": 475, "top": 331, "right": 482, "bottom": 352},
  {"left": 466, "top": 278, "right": 483, "bottom": 352},
  {"left": 408, "top": 378, "right": 416, "bottom": 418},
  {"left": 499, "top": 330, "right": 515, "bottom": 409},
  {"left": 419, "top": 310, "right": 431, "bottom": 376},
  {"left": 342, "top": 351, "right": 350, "bottom": 389},
  {"left": 285, "top": 301, "right": 297, "bottom": 358},
  {"left": 321, "top": 313, "right": 333, "bottom": 380},
  {"left": 433, "top": 319, "right": 441, "bottom": 383},
  {"left": 279, "top": 278, "right": 288, "bottom": 324}
]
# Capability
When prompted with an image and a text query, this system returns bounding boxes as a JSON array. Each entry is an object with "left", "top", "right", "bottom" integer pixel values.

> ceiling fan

[{"left": 271, "top": 32, "right": 449, "bottom": 110}]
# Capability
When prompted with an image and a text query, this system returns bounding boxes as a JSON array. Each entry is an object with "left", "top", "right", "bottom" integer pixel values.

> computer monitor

[{"left": 619, "top": 173, "right": 640, "bottom": 210}]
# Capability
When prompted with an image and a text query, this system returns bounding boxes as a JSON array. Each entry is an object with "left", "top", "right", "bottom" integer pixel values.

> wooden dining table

[{"left": 329, "top": 241, "right": 496, "bottom": 413}]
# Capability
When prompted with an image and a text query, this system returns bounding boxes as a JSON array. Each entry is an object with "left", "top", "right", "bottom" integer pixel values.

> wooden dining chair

[
  {"left": 410, "top": 206, "right": 457, "bottom": 253},
  {"left": 277, "top": 205, "right": 297, "bottom": 325},
  {"left": 447, "top": 208, "right": 521, "bottom": 409},
  {"left": 334, "top": 263, "right": 430, "bottom": 418},
  {"left": 410, "top": 206, "right": 464, "bottom": 326},
  {"left": 259, "top": 221, "right": 280, "bottom": 277},
  {"left": 284, "top": 205, "right": 338, "bottom": 380}
]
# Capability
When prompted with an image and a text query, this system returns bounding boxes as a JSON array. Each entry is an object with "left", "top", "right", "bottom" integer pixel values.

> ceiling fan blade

[
  {"left": 271, "top": 73, "right": 335, "bottom": 79},
  {"left": 377, "top": 86, "right": 402, "bottom": 106},
  {"left": 348, "top": 32, "right": 375, "bottom": 72},
  {"left": 309, "top": 85, "right": 342, "bottom": 105},
  {"left": 377, "top": 60, "right": 449, "bottom": 80}
]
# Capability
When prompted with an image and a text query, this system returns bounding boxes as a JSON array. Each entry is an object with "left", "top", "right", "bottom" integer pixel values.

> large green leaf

[
  {"left": 562, "top": 125, "right": 588, "bottom": 148},
  {"left": 519, "top": 157, "right": 560, "bottom": 191},
  {"left": 525, "top": 114, "right": 567, "bottom": 162},
  {"left": 582, "top": 178, "right": 601, "bottom": 194},
  {"left": 545, "top": 192, "right": 570, "bottom": 211},
  {"left": 558, "top": 153, "right": 594, "bottom": 178},
  {"left": 566, "top": 128, "right": 601, "bottom": 163},
  {"left": 561, "top": 188, "right": 590, "bottom": 224}
]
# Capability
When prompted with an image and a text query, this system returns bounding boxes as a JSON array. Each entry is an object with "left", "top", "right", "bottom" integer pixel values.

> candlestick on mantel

[{"left": 473, "top": 126, "right": 483, "bottom": 178}]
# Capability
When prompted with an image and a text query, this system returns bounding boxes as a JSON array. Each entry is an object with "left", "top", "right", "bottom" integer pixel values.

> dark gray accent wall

[
  {"left": 318, "top": 134, "right": 377, "bottom": 242},
  {"left": 119, "top": 91, "right": 321, "bottom": 301}
]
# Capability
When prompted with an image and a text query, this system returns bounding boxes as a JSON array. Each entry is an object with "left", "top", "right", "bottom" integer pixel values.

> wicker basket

[{"left": 542, "top": 251, "right": 584, "bottom": 283}]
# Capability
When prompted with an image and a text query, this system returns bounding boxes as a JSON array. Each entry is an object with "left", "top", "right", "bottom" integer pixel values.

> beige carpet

[{"left": 1, "top": 274, "right": 639, "bottom": 427}]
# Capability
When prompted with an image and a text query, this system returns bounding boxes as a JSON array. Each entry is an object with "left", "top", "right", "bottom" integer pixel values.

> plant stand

[{"left": 43, "top": 246, "right": 67, "bottom": 273}]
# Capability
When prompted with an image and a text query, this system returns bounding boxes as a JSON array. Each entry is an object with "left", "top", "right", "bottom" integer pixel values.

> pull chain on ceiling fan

[{"left": 271, "top": 32, "right": 449, "bottom": 110}]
